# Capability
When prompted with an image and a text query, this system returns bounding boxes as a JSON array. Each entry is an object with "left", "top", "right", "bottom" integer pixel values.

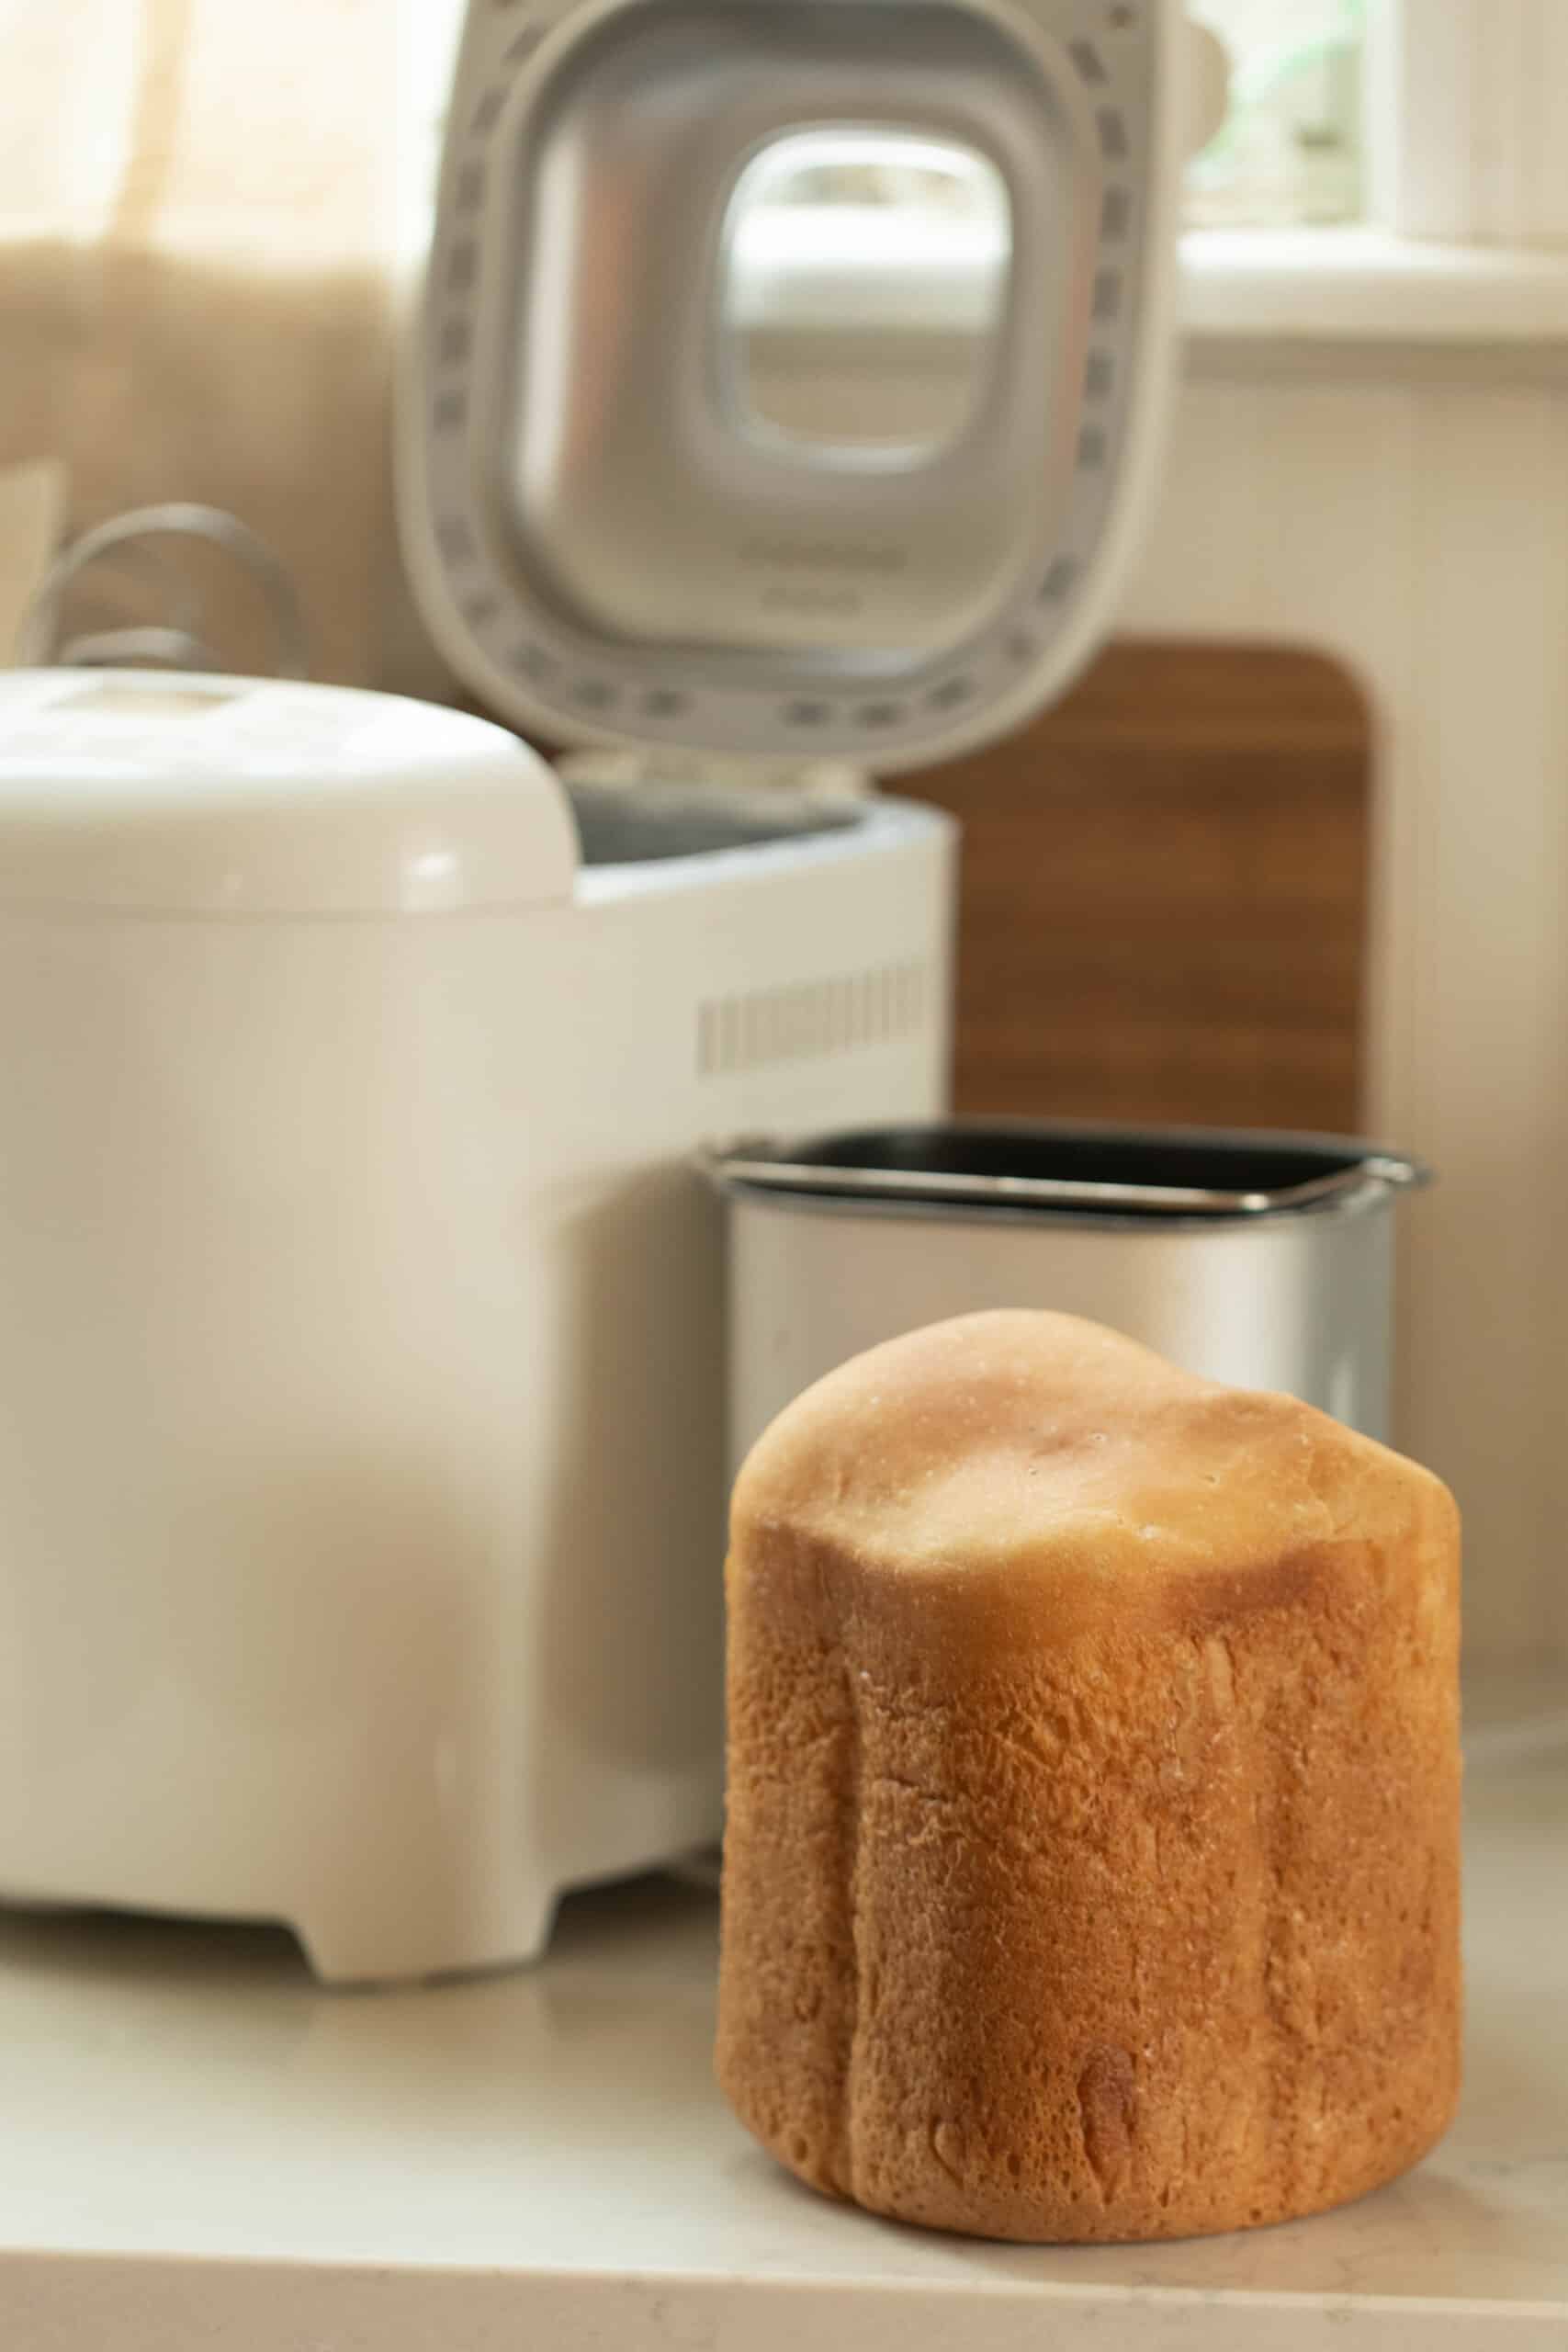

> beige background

[{"left": 0, "top": 0, "right": 436, "bottom": 687}]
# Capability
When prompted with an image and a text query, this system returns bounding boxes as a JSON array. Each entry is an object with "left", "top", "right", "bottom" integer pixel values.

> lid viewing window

[{"left": 719, "top": 127, "right": 1013, "bottom": 461}]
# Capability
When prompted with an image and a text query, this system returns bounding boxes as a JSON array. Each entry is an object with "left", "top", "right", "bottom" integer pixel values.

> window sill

[{"left": 1181, "top": 227, "right": 1568, "bottom": 345}]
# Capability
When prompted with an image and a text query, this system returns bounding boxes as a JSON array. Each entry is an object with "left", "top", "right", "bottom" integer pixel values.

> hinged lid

[
  {"left": 0, "top": 672, "right": 577, "bottom": 915},
  {"left": 400, "top": 0, "right": 1189, "bottom": 776}
]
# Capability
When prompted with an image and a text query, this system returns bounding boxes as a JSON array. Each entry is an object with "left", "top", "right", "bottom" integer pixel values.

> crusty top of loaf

[{"left": 732, "top": 1311, "right": 1456, "bottom": 1611}]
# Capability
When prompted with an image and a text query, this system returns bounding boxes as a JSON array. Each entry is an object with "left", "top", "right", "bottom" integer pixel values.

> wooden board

[{"left": 899, "top": 639, "right": 1371, "bottom": 1134}]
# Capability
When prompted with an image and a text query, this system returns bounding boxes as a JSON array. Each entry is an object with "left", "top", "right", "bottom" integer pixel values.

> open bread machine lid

[{"left": 400, "top": 0, "right": 1196, "bottom": 777}]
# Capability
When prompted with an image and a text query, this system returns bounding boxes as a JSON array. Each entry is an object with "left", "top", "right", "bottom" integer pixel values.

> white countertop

[{"left": 1, "top": 1724, "right": 1564, "bottom": 2351}]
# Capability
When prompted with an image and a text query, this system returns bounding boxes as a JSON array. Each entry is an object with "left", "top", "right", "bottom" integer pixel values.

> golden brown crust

[{"left": 716, "top": 1311, "right": 1462, "bottom": 2243}]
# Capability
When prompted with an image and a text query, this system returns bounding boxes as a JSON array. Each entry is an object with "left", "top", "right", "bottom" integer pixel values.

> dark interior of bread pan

[{"left": 773, "top": 1123, "right": 1366, "bottom": 1204}]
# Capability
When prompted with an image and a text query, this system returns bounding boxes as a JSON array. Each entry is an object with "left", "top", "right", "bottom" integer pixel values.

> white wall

[{"left": 1123, "top": 346, "right": 1568, "bottom": 1672}]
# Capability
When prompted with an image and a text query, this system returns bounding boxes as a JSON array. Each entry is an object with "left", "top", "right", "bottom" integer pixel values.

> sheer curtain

[{"left": 0, "top": 0, "right": 448, "bottom": 690}]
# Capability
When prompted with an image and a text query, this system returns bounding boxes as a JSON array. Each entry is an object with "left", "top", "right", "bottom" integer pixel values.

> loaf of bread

[{"left": 716, "top": 1310, "right": 1461, "bottom": 2243}]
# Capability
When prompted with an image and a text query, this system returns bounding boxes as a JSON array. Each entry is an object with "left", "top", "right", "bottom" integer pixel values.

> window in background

[{"left": 1188, "top": 0, "right": 1367, "bottom": 228}]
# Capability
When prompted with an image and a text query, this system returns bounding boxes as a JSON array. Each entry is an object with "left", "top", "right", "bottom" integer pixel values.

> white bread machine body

[{"left": 0, "top": 673, "right": 950, "bottom": 1980}]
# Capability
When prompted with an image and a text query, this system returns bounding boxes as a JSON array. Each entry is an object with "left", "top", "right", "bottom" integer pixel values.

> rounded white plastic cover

[{"left": 0, "top": 672, "right": 579, "bottom": 916}]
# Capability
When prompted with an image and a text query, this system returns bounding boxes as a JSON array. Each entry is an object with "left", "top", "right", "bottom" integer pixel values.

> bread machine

[{"left": 0, "top": 0, "right": 1189, "bottom": 1981}]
